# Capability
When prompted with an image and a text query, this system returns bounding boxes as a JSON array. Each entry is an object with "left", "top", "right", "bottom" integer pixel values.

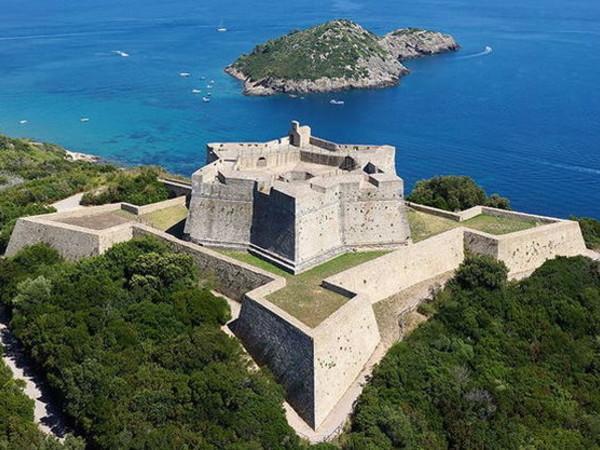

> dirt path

[
  {"left": 51, "top": 192, "right": 84, "bottom": 212},
  {"left": 0, "top": 306, "right": 68, "bottom": 440}
]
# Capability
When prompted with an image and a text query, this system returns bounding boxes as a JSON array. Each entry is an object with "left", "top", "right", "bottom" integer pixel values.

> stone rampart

[
  {"left": 5, "top": 203, "right": 134, "bottom": 260},
  {"left": 121, "top": 196, "right": 186, "bottom": 215},
  {"left": 324, "top": 228, "right": 465, "bottom": 303},
  {"left": 465, "top": 220, "right": 587, "bottom": 277},
  {"left": 312, "top": 294, "right": 380, "bottom": 427}
]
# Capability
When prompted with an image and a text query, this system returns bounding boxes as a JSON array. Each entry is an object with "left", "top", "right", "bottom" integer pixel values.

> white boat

[
  {"left": 112, "top": 50, "right": 129, "bottom": 57},
  {"left": 217, "top": 19, "right": 227, "bottom": 32},
  {"left": 80, "top": 117, "right": 90, "bottom": 123},
  {"left": 202, "top": 96, "right": 211, "bottom": 103},
  {"left": 19, "top": 120, "right": 27, "bottom": 124},
  {"left": 329, "top": 99, "right": 345, "bottom": 105},
  {"left": 179, "top": 72, "right": 191, "bottom": 78},
  {"left": 192, "top": 89, "right": 202, "bottom": 94},
  {"left": 288, "top": 94, "right": 298, "bottom": 98}
]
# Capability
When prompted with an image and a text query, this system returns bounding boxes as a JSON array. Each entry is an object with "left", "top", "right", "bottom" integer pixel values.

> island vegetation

[
  {"left": 226, "top": 19, "right": 458, "bottom": 95},
  {"left": 407, "top": 175, "right": 510, "bottom": 211}
]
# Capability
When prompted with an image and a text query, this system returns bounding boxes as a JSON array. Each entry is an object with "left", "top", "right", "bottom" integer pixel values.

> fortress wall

[
  {"left": 406, "top": 202, "right": 468, "bottom": 221},
  {"left": 251, "top": 190, "right": 296, "bottom": 261},
  {"left": 236, "top": 147, "right": 299, "bottom": 170},
  {"left": 132, "top": 225, "right": 274, "bottom": 300},
  {"left": 494, "top": 221, "right": 586, "bottom": 276},
  {"left": 342, "top": 200, "right": 411, "bottom": 247},
  {"left": 185, "top": 197, "right": 253, "bottom": 247},
  {"left": 7, "top": 218, "right": 104, "bottom": 260},
  {"left": 121, "top": 196, "right": 186, "bottom": 215},
  {"left": 185, "top": 179, "right": 256, "bottom": 247},
  {"left": 324, "top": 228, "right": 465, "bottom": 303},
  {"left": 480, "top": 206, "right": 558, "bottom": 224},
  {"left": 300, "top": 150, "right": 345, "bottom": 167},
  {"left": 295, "top": 201, "right": 343, "bottom": 263},
  {"left": 235, "top": 294, "right": 316, "bottom": 426},
  {"left": 312, "top": 294, "right": 380, "bottom": 428},
  {"left": 465, "top": 221, "right": 587, "bottom": 276},
  {"left": 98, "top": 224, "right": 134, "bottom": 253},
  {"left": 463, "top": 229, "right": 500, "bottom": 258}
]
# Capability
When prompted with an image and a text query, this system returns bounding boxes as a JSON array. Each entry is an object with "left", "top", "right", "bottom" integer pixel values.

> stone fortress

[
  {"left": 184, "top": 121, "right": 411, "bottom": 273},
  {"left": 5, "top": 123, "right": 597, "bottom": 442}
]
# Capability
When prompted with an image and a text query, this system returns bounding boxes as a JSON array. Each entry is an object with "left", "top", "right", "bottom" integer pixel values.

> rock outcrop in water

[{"left": 226, "top": 20, "right": 458, "bottom": 96}]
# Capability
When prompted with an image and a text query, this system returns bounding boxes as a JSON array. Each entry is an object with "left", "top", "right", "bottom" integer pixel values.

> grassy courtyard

[
  {"left": 407, "top": 209, "right": 541, "bottom": 242},
  {"left": 220, "top": 250, "right": 387, "bottom": 328},
  {"left": 139, "top": 204, "right": 188, "bottom": 233}
]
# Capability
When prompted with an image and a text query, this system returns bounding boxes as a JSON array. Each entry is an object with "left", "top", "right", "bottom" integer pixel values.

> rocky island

[{"left": 225, "top": 19, "right": 459, "bottom": 96}]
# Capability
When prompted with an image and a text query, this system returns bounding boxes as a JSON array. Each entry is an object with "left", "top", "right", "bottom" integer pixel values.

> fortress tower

[{"left": 184, "top": 121, "right": 411, "bottom": 273}]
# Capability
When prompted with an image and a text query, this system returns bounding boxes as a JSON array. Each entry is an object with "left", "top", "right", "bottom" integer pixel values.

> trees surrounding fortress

[
  {"left": 0, "top": 239, "right": 299, "bottom": 449},
  {"left": 342, "top": 255, "right": 600, "bottom": 449}
]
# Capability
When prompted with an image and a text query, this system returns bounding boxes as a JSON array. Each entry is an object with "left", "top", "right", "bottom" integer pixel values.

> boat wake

[{"left": 458, "top": 46, "right": 493, "bottom": 60}]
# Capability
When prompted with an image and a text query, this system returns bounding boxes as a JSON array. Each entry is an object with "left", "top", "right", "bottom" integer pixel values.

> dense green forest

[
  {"left": 341, "top": 255, "right": 600, "bottom": 449},
  {"left": 0, "top": 135, "right": 169, "bottom": 252},
  {"left": 407, "top": 176, "right": 510, "bottom": 211},
  {"left": 0, "top": 238, "right": 300, "bottom": 449}
]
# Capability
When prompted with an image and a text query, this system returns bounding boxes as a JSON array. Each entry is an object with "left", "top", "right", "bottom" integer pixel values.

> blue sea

[{"left": 1, "top": 0, "right": 599, "bottom": 218}]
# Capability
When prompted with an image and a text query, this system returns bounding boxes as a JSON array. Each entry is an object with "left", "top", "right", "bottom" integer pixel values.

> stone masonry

[{"left": 184, "top": 121, "right": 411, "bottom": 273}]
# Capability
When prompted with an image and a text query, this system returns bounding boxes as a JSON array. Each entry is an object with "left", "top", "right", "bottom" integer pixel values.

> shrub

[
  {"left": 572, "top": 216, "right": 600, "bottom": 250},
  {"left": 407, "top": 175, "right": 510, "bottom": 212},
  {"left": 453, "top": 255, "right": 508, "bottom": 290},
  {"left": 80, "top": 168, "right": 169, "bottom": 207}
]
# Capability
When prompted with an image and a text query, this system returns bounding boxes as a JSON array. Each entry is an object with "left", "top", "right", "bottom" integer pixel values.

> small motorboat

[
  {"left": 329, "top": 99, "right": 345, "bottom": 105},
  {"left": 202, "top": 96, "right": 211, "bottom": 103},
  {"left": 192, "top": 89, "right": 202, "bottom": 94},
  {"left": 112, "top": 50, "right": 130, "bottom": 57},
  {"left": 217, "top": 27, "right": 228, "bottom": 32},
  {"left": 80, "top": 117, "right": 90, "bottom": 123},
  {"left": 179, "top": 72, "right": 191, "bottom": 78},
  {"left": 19, "top": 120, "right": 28, "bottom": 124}
]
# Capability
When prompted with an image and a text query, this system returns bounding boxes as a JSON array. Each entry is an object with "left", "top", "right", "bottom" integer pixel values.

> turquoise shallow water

[{"left": 0, "top": 0, "right": 599, "bottom": 217}]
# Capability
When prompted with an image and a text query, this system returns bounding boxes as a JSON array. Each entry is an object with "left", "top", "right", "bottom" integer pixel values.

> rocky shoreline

[{"left": 226, "top": 22, "right": 459, "bottom": 96}]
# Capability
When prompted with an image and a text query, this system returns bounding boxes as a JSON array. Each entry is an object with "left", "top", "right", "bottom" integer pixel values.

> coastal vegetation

[
  {"left": 0, "top": 238, "right": 300, "bottom": 449},
  {"left": 572, "top": 216, "right": 600, "bottom": 250},
  {"left": 341, "top": 255, "right": 600, "bottom": 449},
  {"left": 80, "top": 167, "right": 169, "bottom": 206},
  {"left": 0, "top": 134, "right": 170, "bottom": 253},
  {"left": 407, "top": 175, "right": 510, "bottom": 212}
]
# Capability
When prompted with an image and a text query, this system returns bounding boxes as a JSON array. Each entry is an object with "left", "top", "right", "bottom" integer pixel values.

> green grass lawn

[
  {"left": 408, "top": 209, "right": 541, "bottom": 242},
  {"left": 462, "top": 213, "right": 540, "bottom": 235},
  {"left": 407, "top": 209, "right": 460, "bottom": 242},
  {"left": 220, "top": 250, "right": 387, "bottom": 328},
  {"left": 140, "top": 205, "right": 188, "bottom": 232}
]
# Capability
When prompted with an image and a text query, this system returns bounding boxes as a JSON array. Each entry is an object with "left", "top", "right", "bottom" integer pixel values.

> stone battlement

[{"left": 185, "top": 121, "right": 411, "bottom": 273}]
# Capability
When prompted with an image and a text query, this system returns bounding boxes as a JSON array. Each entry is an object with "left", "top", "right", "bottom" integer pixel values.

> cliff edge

[{"left": 225, "top": 20, "right": 458, "bottom": 96}]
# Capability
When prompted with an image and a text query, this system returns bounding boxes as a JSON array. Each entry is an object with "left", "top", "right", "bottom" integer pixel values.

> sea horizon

[{"left": 1, "top": 0, "right": 599, "bottom": 218}]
